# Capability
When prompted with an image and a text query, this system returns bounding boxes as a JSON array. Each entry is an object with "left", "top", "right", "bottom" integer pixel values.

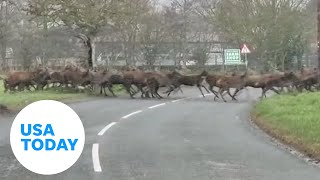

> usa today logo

[{"left": 10, "top": 100, "right": 85, "bottom": 175}]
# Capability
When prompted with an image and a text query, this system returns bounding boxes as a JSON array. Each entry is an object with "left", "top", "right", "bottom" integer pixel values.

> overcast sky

[{"left": 156, "top": 0, "right": 170, "bottom": 6}]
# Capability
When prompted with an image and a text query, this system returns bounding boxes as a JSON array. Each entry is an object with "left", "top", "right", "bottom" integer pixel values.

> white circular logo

[{"left": 10, "top": 100, "right": 85, "bottom": 175}]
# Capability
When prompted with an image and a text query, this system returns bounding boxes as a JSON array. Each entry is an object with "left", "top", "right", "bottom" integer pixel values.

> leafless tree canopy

[{"left": 0, "top": 0, "right": 316, "bottom": 72}]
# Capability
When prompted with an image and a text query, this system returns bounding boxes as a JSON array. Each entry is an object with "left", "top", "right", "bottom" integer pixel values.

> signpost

[
  {"left": 224, "top": 49, "right": 242, "bottom": 65},
  {"left": 241, "top": 44, "right": 251, "bottom": 69},
  {"left": 223, "top": 45, "right": 251, "bottom": 70}
]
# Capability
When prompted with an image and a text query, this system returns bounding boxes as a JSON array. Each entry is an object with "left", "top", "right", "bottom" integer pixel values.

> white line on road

[
  {"left": 98, "top": 122, "right": 117, "bottom": 136},
  {"left": 92, "top": 144, "right": 102, "bottom": 172},
  {"left": 148, "top": 103, "right": 166, "bottom": 109},
  {"left": 172, "top": 99, "right": 185, "bottom": 103},
  {"left": 122, "top": 110, "right": 143, "bottom": 119}
]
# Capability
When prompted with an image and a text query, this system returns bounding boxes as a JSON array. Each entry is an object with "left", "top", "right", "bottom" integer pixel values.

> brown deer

[{"left": 166, "top": 70, "right": 210, "bottom": 97}]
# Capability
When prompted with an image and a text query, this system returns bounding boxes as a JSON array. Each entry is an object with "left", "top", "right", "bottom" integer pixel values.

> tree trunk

[
  {"left": 91, "top": 38, "right": 96, "bottom": 68},
  {"left": 317, "top": 0, "right": 320, "bottom": 71},
  {"left": 297, "top": 55, "right": 302, "bottom": 70},
  {"left": 131, "top": 33, "right": 136, "bottom": 66},
  {"left": 87, "top": 37, "right": 93, "bottom": 67},
  {"left": 1, "top": 41, "right": 6, "bottom": 68},
  {"left": 42, "top": 13, "right": 48, "bottom": 65},
  {"left": 318, "top": 0, "right": 320, "bottom": 80},
  {"left": 86, "top": 36, "right": 96, "bottom": 68},
  {"left": 1, "top": 0, "right": 8, "bottom": 70}
]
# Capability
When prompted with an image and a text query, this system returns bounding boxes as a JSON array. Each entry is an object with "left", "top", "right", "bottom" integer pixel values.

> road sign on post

[
  {"left": 241, "top": 44, "right": 251, "bottom": 69},
  {"left": 224, "top": 49, "right": 242, "bottom": 65},
  {"left": 241, "top": 44, "right": 251, "bottom": 54}
]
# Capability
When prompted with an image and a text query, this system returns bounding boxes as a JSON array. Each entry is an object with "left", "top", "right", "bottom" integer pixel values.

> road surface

[{"left": 0, "top": 87, "right": 319, "bottom": 180}]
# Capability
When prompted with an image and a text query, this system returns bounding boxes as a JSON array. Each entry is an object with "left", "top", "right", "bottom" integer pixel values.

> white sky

[{"left": 155, "top": 0, "right": 170, "bottom": 6}]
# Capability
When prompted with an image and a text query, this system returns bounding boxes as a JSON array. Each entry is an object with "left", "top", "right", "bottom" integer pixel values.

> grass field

[
  {"left": 252, "top": 92, "right": 320, "bottom": 159},
  {"left": 0, "top": 80, "right": 91, "bottom": 111}
]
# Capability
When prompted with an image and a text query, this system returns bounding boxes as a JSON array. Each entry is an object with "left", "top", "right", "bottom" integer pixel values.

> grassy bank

[
  {"left": 252, "top": 92, "right": 320, "bottom": 160},
  {"left": 0, "top": 80, "right": 90, "bottom": 111}
]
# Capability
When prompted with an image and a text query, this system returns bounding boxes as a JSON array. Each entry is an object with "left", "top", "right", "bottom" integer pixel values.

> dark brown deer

[
  {"left": 166, "top": 70, "right": 210, "bottom": 97},
  {"left": 122, "top": 69, "right": 149, "bottom": 98},
  {"left": 97, "top": 71, "right": 136, "bottom": 97},
  {"left": 212, "top": 72, "right": 248, "bottom": 102},
  {"left": 62, "top": 67, "right": 90, "bottom": 90},
  {"left": 4, "top": 70, "right": 41, "bottom": 92},
  {"left": 294, "top": 69, "right": 319, "bottom": 92},
  {"left": 145, "top": 72, "right": 179, "bottom": 99},
  {"left": 48, "top": 70, "right": 65, "bottom": 88},
  {"left": 246, "top": 72, "right": 298, "bottom": 98}
]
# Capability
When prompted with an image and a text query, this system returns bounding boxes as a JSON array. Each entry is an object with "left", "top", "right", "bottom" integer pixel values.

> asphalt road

[{"left": 0, "top": 87, "right": 320, "bottom": 180}]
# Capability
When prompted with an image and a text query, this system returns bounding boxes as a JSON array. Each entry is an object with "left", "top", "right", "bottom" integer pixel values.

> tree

[
  {"left": 190, "top": 46, "right": 209, "bottom": 68},
  {"left": 27, "top": 0, "right": 118, "bottom": 67},
  {"left": 140, "top": 7, "right": 168, "bottom": 69},
  {"left": 161, "top": 1, "right": 194, "bottom": 69},
  {"left": 112, "top": 0, "right": 152, "bottom": 66},
  {"left": 198, "top": 0, "right": 313, "bottom": 71},
  {"left": 0, "top": 0, "right": 11, "bottom": 69}
]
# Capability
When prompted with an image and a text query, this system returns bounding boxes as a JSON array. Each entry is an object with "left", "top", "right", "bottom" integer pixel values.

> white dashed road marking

[
  {"left": 93, "top": 95, "right": 208, "bottom": 173},
  {"left": 92, "top": 144, "right": 102, "bottom": 172},
  {"left": 172, "top": 99, "right": 184, "bottom": 103},
  {"left": 148, "top": 103, "right": 166, "bottom": 109},
  {"left": 122, "top": 110, "right": 143, "bottom": 119},
  {"left": 98, "top": 122, "right": 117, "bottom": 136}
]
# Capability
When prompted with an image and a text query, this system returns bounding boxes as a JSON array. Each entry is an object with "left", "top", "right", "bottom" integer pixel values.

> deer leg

[
  {"left": 197, "top": 85, "right": 206, "bottom": 98},
  {"left": 229, "top": 89, "right": 238, "bottom": 101},
  {"left": 147, "top": 82, "right": 155, "bottom": 98},
  {"left": 151, "top": 91, "right": 155, "bottom": 98},
  {"left": 155, "top": 85, "right": 163, "bottom": 99},
  {"left": 297, "top": 84, "right": 304, "bottom": 92},
  {"left": 260, "top": 88, "right": 265, "bottom": 99},
  {"left": 103, "top": 87, "right": 107, "bottom": 96},
  {"left": 145, "top": 90, "right": 151, "bottom": 98},
  {"left": 151, "top": 85, "right": 157, "bottom": 99},
  {"left": 306, "top": 85, "right": 314, "bottom": 92},
  {"left": 130, "top": 86, "right": 137, "bottom": 95},
  {"left": 99, "top": 85, "right": 103, "bottom": 95},
  {"left": 26, "top": 84, "right": 32, "bottom": 91},
  {"left": 108, "top": 85, "right": 117, "bottom": 97},
  {"left": 271, "top": 87, "right": 280, "bottom": 94},
  {"left": 167, "top": 86, "right": 174, "bottom": 97},
  {"left": 123, "top": 84, "right": 134, "bottom": 98},
  {"left": 219, "top": 88, "right": 227, "bottom": 102},
  {"left": 178, "top": 86, "right": 183, "bottom": 93},
  {"left": 209, "top": 85, "right": 219, "bottom": 99},
  {"left": 264, "top": 86, "right": 275, "bottom": 97},
  {"left": 214, "top": 88, "right": 220, "bottom": 101},
  {"left": 139, "top": 85, "right": 147, "bottom": 98},
  {"left": 156, "top": 93, "right": 163, "bottom": 99},
  {"left": 102, "top": 85, "right": 109, "bottom": 97},
  {"left": 147, "top": 86, "right": 154, "bottom": 98},
  {"left": 130, "top": 84, "right": 140, "bottom": 95},
  {"left": 202, "top": 85, "right": 210, "bottom": 93}
]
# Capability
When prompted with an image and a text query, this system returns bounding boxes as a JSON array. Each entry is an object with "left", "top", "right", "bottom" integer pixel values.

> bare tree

[
  {"left": 112, "top": 0, "right": 152, "bottom": 66},
  {"left": 27, "top": 0, "right": 118, "bottom": 67},
  {"left": 198, "top": 0, "right": 315, "bottom": 71}
]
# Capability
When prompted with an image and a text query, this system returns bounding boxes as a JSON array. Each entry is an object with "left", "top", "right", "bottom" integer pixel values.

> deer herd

[{"left": 2, "top": 65, "right": 320, "bottom": 102}]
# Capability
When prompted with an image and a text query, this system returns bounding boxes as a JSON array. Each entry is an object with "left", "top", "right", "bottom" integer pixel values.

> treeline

[{"left": 0, "top": 0, "right": 316, "bottom": 71}]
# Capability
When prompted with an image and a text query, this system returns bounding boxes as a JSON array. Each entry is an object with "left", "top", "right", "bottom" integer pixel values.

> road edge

[
  {"left": 0, "top": 97, "right": 100, "bottom": 116},
  {"left": 250, "top": 106, "right": 320, "bottom": 168}
]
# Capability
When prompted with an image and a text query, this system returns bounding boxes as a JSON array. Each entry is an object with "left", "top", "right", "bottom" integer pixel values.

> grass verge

[
  {"left": 0, "top": 80, "right": 91, "bottom": 111},
  {"left": 252, "top": 92, "right": 320, "bottom": 160}
]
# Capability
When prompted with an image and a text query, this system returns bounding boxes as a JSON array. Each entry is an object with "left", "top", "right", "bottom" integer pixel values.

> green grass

[
  {"left": 0, "top": 80, "right": 90, "bottom": 111},
  {"left": 253, "top": 92, "right": 320, "bottom": 158}
]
